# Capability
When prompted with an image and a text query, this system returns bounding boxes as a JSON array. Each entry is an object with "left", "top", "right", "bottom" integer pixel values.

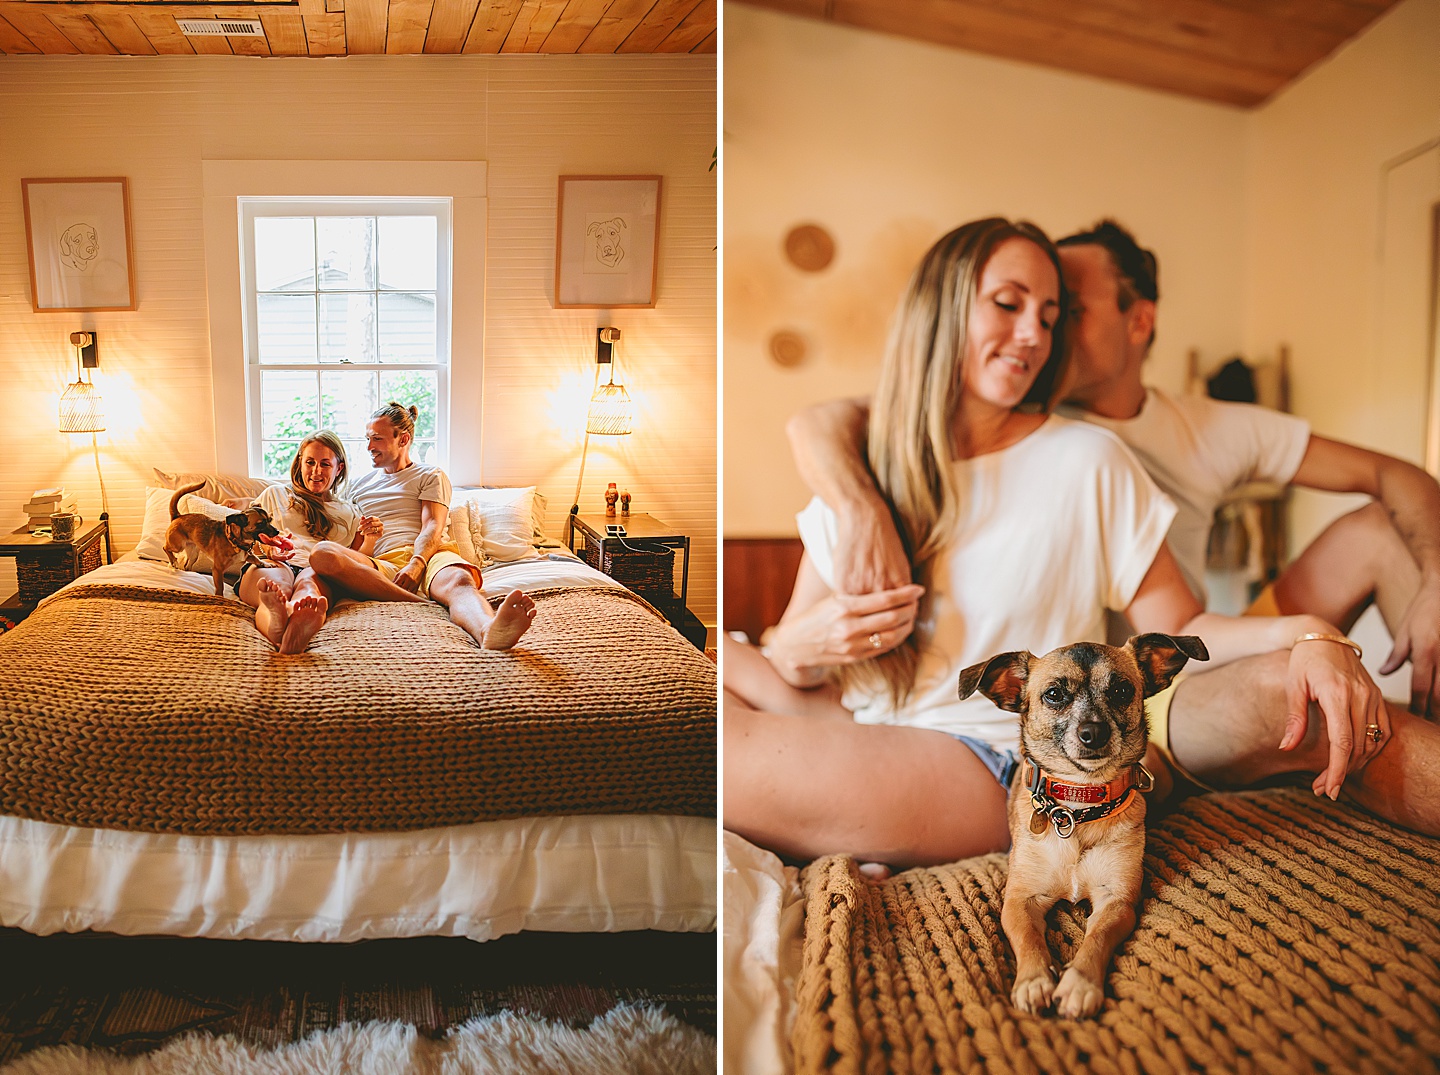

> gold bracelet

[{"left": 1293, "top": 632, "right": 1363, "bottom": 659}]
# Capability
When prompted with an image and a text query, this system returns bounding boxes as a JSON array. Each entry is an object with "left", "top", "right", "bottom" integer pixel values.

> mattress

[{"left": 0, "top": 557, "right": 717, "bottom": 941}]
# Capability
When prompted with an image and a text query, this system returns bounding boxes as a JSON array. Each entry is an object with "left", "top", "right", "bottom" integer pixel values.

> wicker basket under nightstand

[
  {"left": 1, "top": 514, "right": 112, "bottom": 621},
  {"left": 567, "top": 510, "right": 703, "bottom": 649}
]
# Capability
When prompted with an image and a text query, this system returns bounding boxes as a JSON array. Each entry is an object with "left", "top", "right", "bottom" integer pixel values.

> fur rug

[{"left": 0, "top": 1005, "right": 714, "bottom": 1075}]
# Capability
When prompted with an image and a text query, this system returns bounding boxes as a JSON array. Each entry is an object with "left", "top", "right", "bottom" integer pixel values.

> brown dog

[
  {"left": 163, "top": 481, "right": 280, "bottom": 596},
  {"left": 958, "top": 633, "right": 1208, "bottom": 1018}
]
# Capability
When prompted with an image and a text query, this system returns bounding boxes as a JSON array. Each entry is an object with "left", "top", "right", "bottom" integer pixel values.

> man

[
  {"left": 307, "top": 402, "right": 536, "bottom": 650},
  {"left": 780, "top": 221, "right": 1440, "bottom": 834}
]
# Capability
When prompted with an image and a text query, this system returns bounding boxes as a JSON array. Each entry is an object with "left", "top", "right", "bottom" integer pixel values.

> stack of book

[{"left": 23, "top": 487, "right": 76, "bottom": 533}]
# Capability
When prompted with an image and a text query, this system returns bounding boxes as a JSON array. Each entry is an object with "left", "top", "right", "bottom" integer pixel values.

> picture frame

[
  {"left": 554, "top": 175, "right": 661, "bottom": 309},
  {"left": 22, "top": 177, "right": 137, "bottom": 313}
]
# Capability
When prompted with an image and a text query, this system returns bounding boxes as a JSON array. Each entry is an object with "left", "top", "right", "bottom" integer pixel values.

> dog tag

[{"left": 1029, "top": 809, "right": 1049, "bottom": 835}]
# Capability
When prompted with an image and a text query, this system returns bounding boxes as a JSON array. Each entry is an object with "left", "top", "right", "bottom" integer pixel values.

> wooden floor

[{"left": 0, "top": 928, "right": 716, "bottom": 1062}]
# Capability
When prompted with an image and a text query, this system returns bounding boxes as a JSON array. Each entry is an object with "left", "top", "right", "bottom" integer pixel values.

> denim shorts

[
  {"left": 238, "top": 559, "right": 302, "bottom": 583},
  {"left": 952, "top": 734, "right": 1019, "bottom": 788}
]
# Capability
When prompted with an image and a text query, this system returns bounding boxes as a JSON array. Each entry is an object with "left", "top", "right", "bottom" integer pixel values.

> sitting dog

[
  {"left": 958, "top": 633, "right": 1208, "bottom": 1018},
  {"left": 163, "top": 481, "right": 279, "bottom": 596}
]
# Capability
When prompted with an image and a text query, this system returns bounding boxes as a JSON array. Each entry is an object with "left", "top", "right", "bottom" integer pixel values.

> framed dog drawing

[
  {"left": 22, "top": 177, "right": 138, "bottom": 313},
  {"left": 554, "top": 175, "right": 662, "bottom": 309}
]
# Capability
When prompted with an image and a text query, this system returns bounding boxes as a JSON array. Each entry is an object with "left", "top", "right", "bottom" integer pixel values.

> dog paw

[
  {"left": 1053, "top": 968, "right": 1104, "bottom": 1019},
  {"left": 1011, "top": 972, "right": 1055, "bottom": 1014}
]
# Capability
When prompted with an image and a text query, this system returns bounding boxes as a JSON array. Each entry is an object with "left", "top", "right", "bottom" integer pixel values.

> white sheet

[
  {"left": 14, "top": 558, "right": 712, "bottom": 942},
  {"left": 723, "top": 832, "right": 804, "bottom": 1075},
  {"left": 0, "top": 814, "right": 716, "bottom": 942}
]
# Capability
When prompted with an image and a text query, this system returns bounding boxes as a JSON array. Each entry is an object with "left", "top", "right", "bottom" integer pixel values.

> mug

[{"left": 50, "top": 511, "right": 82, "bottom": 542}]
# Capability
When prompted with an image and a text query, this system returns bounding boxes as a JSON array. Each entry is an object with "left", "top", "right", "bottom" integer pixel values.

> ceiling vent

[{"left": 177, "top": 18, "right": 266, "bottom": 37}]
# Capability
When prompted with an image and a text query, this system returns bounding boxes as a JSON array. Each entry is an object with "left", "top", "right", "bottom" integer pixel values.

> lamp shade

[
  {"left": 59, "top": 380, "right": 105, "bottom": 433},
  {"left": 586, "top": 381, "right": 632, "bottom": 436}
]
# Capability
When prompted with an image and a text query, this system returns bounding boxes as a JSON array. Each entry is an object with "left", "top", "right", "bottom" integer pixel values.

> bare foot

[
  {"left": 857, "top": 862, "right": 893, "bottom": 882},
  {"left": 482, "top": 589, "right": 536, "bottom": 650},
  {"left": 279, "top": 593, "right": 329, "bottom": 654},
  {"left": 254, "top": 577, "right": 288, "bottom": 647}
]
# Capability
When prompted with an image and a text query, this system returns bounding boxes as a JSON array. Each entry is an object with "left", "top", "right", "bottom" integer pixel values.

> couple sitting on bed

[
  {"left": 236, "top": 401, "right": 537, "bottom": 654},
  {"left": 724, "top": 216, "right": 1440, "bottom": 875}
]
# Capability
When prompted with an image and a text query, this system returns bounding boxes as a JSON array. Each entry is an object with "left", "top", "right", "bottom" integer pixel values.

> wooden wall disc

[
  {"left": 769, "top": 330, "right": 807, "bottom": 367},
  {"left": 784, "top": 224, "right": 835, "bottom": 272}
]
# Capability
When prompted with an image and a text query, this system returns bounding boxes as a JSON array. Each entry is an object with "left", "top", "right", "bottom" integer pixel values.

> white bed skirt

[{"left": 0, "top": 813, "right": 716, "bottom": 942}]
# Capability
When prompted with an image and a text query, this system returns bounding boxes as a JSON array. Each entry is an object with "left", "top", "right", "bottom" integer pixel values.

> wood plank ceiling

[
  {"left": 730, "top": 0, "right": 1404, "bottom": 107},
  {"left": 0, "top": 0, "right": 716, "bottom": 56}
]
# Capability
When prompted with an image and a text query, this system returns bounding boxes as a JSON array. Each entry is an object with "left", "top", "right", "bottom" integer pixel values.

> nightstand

[
  {"left": 569, "top": 511, "right": 704, "bottom": 649},
  {"left": 0, "top": 514, "right": 112, "bottom": 622}
]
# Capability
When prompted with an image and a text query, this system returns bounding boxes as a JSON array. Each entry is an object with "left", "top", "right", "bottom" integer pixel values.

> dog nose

[{"left": 1077, "top": 721, "right": 1111, "bottom": 748}]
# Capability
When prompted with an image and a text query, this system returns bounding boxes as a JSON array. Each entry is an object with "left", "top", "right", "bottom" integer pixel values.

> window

[{"left": 239, "top": 198, "right": 452, "bottom": 480}]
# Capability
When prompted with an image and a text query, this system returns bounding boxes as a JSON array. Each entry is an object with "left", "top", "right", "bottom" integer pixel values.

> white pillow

[
  {"left": 134, "top": 486, "right": 244, "bottom": 575},
  {"left": 448, "top": 487, "right": 539, "bottom": 566},
  {"left": 151, "top": 467, "right": 271, "bottom": 503}
]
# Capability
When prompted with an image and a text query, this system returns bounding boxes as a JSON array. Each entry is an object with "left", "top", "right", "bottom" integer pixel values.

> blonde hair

[
  {"left": 287, "top": 430, "right": 350, "bottom": 540},
  {"left": 848, "top": 218, "right": 1069, "bottom": 711}
]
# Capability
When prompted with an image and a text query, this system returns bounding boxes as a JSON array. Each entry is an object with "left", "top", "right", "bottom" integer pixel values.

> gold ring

[
  {"left": 868, "top": 632, "right": 882, "bottom": 649},
  {"left": 1366, "top": 723, "right": 1382, "bottom": 744}
]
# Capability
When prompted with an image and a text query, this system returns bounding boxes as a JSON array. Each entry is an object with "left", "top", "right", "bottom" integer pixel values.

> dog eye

[
  {"left": 1042, "top": 685, "right": 1068, "bottom": 707},
  {"left": 1107, "top": 679, "right": 1136, "bottom": 706}
]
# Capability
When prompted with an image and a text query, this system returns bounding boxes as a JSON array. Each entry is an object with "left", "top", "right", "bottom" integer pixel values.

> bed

[
  {"left": 724, "top": 789, "right": 1440, "bottom": 1075},
  {"left": 0, "top": 475, "right": 716, "bottom": 944}
]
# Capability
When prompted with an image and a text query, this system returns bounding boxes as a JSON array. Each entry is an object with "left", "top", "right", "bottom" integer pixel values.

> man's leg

[
  {"left": 427, "top": 565, "right": 536, "bottom": 650},
  {"left": 1166, "top": 650, "right": 1440, "bottom": 836},
  {"left": 307, "top": 541, "right": 428, "bottom": 603},
  {"left": 1270, "top": 502, "right": 1419, "bottom": 631}
]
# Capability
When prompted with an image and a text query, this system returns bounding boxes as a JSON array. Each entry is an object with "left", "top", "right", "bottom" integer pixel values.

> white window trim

[
  {"left": 239, "top": 197, "right": 453, "bottom": 477},
  {"left": 201, "top": 161, "right": 487, "bottom": 481}
]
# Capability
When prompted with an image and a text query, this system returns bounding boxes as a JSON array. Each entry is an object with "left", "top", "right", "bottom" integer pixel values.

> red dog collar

[{"left": 1022, "top": 756, "right": 1154, "bottom": 838}]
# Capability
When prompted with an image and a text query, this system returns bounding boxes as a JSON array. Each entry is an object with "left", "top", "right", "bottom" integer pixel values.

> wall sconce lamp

[
  {"left": 567, "top": 327, "right": 633, "bottom": 542},
  {"left": 58, "top": 331, "right": 109, "bottom": 519}
]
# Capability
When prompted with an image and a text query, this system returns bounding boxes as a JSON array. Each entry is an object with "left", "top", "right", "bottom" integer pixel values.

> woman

[
  {"left": 723, "top": 218, "right": 1387, "bottom": 869},
  {"left": 237, "top": 430, "right": 386, "bottom": 653}
]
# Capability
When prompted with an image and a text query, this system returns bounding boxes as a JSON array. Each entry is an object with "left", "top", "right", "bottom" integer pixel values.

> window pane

[
  {"left": 378, "top": 293, "right": 436, "bottom": 362},
  {"left": 412, "top": 440, "right": 438, "bottom": 466},
  {"left": 261, "top": 371, "right": 319, "bottom": 478},
  {"left": 320, "top": 369, "right": 379, "bottom": 450},
  {"left": 256, "top": 294, "right": 317, "bottom": 364},
  {"left": 379, "top": 370, "right": 437, "bottom": 441},
  {"left": 255, "top": 217, "right": 315, "bottom": 292},
  {"left": 319, "top": 293, "right": 378, "bottom": 364},
  {"left": 317, "top": 217, "right": 376, "bottom": 291},
  {"left": 378, "top": 216, "right": 437, "bottom": 291}
]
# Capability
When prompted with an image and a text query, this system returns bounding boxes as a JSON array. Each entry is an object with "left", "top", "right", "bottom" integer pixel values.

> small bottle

[
  {"left": 619, "top": 489, "right": 631, "bottom": 515},
  {"left": 604, "top": 482, "right": 618, "bottom": 516}
]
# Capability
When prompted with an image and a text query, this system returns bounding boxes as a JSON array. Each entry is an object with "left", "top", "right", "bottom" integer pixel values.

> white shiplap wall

[{"left": 0, "top": 54, "right": 717, "bottom": 626}]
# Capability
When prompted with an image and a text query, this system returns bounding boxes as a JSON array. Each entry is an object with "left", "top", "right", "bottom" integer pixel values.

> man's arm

[
  {"left": 1292, "top": 435, "right": 1440, "bottom": 713},
  {"left": 394, "top": 501, "right": 447, "bottom": 593},
  {"left": 786, "top": 398, "right": 912, "bottom": 595}
]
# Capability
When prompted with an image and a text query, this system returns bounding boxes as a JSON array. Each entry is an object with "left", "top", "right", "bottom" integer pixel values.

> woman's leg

[
  {"left": 306, "top": 541, "right": 428, "bottom": 603},
  {"left": 237, "top": 565, "right": 297, "bottom": 648},
  {"left": 723, "top": 635, "right": 849, "bottom": 720},
  {"left": 724, "top": 696, "right": 1012, "bottom": 869},
  {"left": 279, "top": 568, "right": 334, "bottom": 654}
]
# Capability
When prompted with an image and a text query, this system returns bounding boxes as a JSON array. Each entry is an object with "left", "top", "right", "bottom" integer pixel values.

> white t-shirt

[
  {"left": 1068, "top": 388, "right": 1310, "bottom": 600},
  {"left": 797, "top": 415, "right": 1176, "bottom": 752},
  {"left": 253, "top": 484, "right": 361, "bottom": 569},
  {"left": 349, "top": 463, "right": 452, "bottom": 557}
]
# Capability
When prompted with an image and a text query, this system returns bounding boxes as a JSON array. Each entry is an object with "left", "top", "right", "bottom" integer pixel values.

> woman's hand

[
  {"left": 1280, "top": 636, "right": 1390, "bottom": 799},
  {"left": 351, "top": 516, "right": 383, "bottom": 553},
  {"left": 766, "top": 583, "right": 924, "bottom": 687}
]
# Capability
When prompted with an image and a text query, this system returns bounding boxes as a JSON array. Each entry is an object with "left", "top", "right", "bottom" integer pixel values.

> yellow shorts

[
  {"left": 1144, "top": 675, "right": 1220, "bottom": 794},
  {"left": 370, "top": 543, "right": 481, "bottom": 598},
  {"left": 1246, "top": 582, "right": 1282, "bottom": 617}
]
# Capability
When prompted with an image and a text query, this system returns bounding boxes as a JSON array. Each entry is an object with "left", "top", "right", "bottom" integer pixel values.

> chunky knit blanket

[
  {"left": 795, "top": 789, "right": 1440, "bottom": 1074},
  {"left": 0, "top": 584, "right": 715, "bottom": 835}
]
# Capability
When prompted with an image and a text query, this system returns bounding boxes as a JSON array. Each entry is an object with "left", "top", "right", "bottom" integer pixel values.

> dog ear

[
  {"left": 957, "top": 651, "right": 1033, "bottom": 712},
  {"left": 1124, "top": 633, "right": 1210, "bottom": 696},
  {"left": 226, "top": 512, "right": 249, "bottom": 528}
]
